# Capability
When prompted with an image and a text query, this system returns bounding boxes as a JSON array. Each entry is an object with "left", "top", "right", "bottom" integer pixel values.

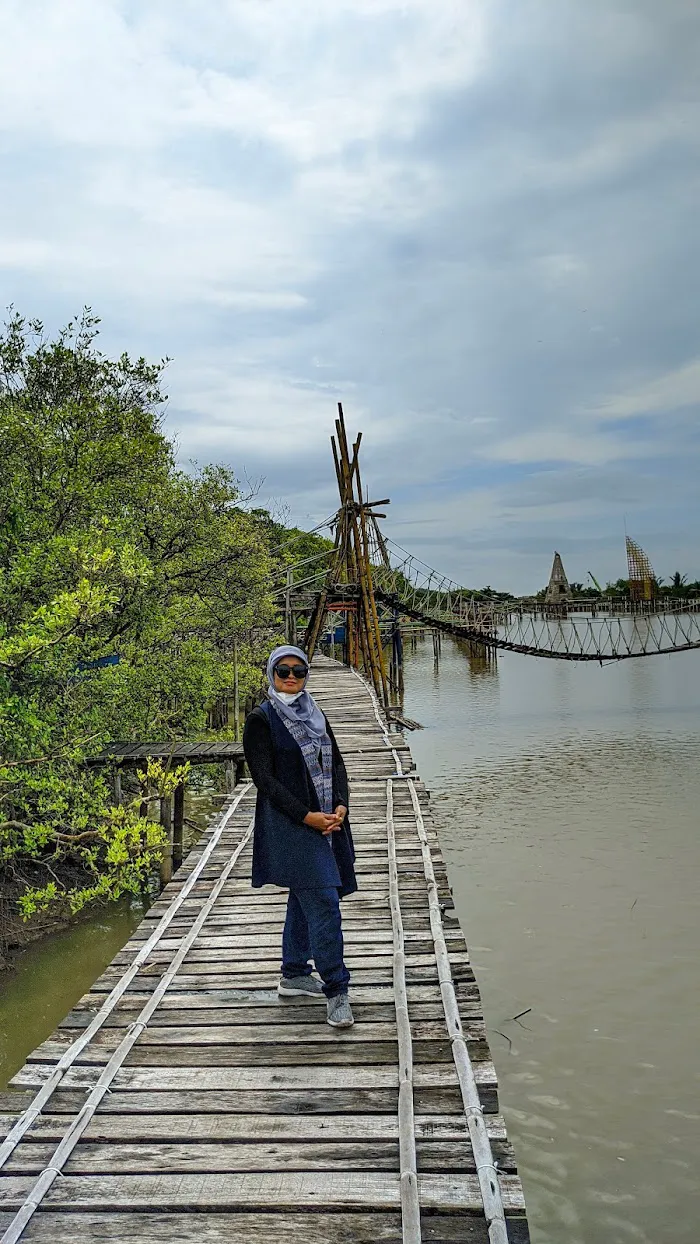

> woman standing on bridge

[{"left": 243, "top": 644, "right": 357, "bottom": 1028}]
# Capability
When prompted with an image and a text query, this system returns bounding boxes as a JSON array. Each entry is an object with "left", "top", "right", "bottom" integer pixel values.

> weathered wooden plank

[
  {"left": 58, "top": 1001, "right": 483, "bottom": 1028},
  {"left": 2, "top": 1085, "right": 488, "bottom": 1117},
  {"left": 0, "top": 1170, "right": 526, "bottom": 1211},
  {"left": 110, "top": 948, "right": 469, "bottom": 970},
  {"left": 4, "top": 1136, "right": 517, "bottom": 1175},
  {"left": 87, "top": 965, "right": 476, "bottom": 991},
  {"left": 43, "top": 1020, "right": 487, "bottom": 1048},
  {"left": 123, "top": 929, "right": 467, "bottom": 952},
  {"left": 67, "top": 980, "right": 481, "bottom": 1011},
  {"left": 0, "top": 1210, "right": 531, "bottom": 1244},
  {"left": 0, "top": 1113, "right": 508, "bottom": 1143},
  {"left": 11, "top": 1063, "right": 497, "bottom": 1092},
  {"left": 130, "top": 914, "right": 434, "bottom": 938},
  {"left": 27, "top": 1041, "right": 475, "bottom": 1068}
]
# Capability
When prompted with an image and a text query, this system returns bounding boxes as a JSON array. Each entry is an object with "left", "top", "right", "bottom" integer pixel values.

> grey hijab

[{"left": 265, "top": 645, "right": 327, "bottom": 741}]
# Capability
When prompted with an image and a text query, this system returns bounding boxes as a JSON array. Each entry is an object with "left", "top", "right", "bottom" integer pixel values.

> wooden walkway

[
  {"left": 0, "top": 658, "right": 529, "bottom": 1243},
  {"left": 85, "top": 741, "right": 245, "bottom": 767}
]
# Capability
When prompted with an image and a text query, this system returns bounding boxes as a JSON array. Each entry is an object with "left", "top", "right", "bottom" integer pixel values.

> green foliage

[{"left": 0, "top": 310, "right": 279, "bottom": 920}]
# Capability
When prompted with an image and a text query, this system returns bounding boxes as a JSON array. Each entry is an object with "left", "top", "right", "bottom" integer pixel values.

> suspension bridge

[{"left": 274, "top": 407, "right": 700, "bottom": 707}]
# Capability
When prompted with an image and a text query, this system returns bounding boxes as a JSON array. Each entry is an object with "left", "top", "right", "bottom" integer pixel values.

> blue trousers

[{"left": 281, "top": 887, "right": 350, "bottom": 999}]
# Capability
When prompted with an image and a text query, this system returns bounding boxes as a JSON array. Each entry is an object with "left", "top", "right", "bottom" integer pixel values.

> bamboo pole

[
  {"left": 335, "top": 416, "right": 368, "bottom": 676},
  {"left": 335, "top": 409, "right": 385, "bottom": 699},
  {"left": 386, "top": 778, "right": 421, "bottom": 1244},
  {"left": 407, "top": 779, "right": 509, "bottom": 1244},
  {"left": 353, "top": 449, "right": 390, "bottom": 707},
  {"left": 284, "top": 567, "right": 293, "bottom": 643}
]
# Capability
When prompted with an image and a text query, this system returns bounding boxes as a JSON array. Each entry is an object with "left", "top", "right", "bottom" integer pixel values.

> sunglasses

[{"left": 274, "top": 663, "right": 308, "bottom": 680}]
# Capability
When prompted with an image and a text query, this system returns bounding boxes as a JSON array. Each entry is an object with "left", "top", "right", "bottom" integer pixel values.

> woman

[{"left": 243, "top": 644, "right": 357, "bottom": 1028}]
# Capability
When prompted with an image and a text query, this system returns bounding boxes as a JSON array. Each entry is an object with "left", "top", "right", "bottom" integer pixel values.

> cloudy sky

[{"left": 1, "top": 0, "right": 699, "bottom": 593}]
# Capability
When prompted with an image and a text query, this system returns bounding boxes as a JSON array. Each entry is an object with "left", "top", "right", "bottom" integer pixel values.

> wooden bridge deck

[{"left": 0, "top": 658, "right": 529, "bottom": 1243}]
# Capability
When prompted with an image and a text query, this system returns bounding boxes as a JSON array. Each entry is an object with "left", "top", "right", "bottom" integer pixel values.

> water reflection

[{"left": 403, "top": 635, "right": 700, "bottom": 1244}]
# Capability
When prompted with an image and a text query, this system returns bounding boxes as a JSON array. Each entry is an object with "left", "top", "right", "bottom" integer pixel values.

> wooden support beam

[
  {"left": 159, "top": 795, "right": 173, "bottom": 889},
  {"left": 172, "top": 784, "right": 185, "bottom": 871}
]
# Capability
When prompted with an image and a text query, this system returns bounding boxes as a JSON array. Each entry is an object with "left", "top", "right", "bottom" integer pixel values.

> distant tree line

[{"left": 538, "top": 575, "right": 700, "bottom": 601}]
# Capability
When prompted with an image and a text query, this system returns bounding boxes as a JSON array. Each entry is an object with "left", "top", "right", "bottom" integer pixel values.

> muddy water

[
  {"left": 0, "top": 792, "right": 224, "bottom": 1091},
  {"left": 0, "top": 901, "right": 144, "bottom": 1091},
  {"left": 402, "top": 635, "right": 700, "bottom": 1244}
]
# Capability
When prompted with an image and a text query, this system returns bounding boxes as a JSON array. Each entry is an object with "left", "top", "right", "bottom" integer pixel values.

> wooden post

[
  {"left": 139, "top": 781, "right": 150, "bottom": 822},
  {"left": 173, "top": 783, "right": 185, "bottom": 871},
  {"left": 233, "top": 636, "right": 240, "bottom": 742},
  {"left": 285, "top": 567, "right": 294, "bottom": 643},
  {"left": 225, "top": 761, "right": 236, "bottom": 793},
  {"left": 112, "top": 768, "right": 122, "bottom": 805},
  {"left": 159, "top": 795, "right": 173, "bottom": 888}
]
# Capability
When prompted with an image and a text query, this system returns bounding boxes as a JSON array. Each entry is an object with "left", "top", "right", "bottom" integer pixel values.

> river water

[
  {"left": 0, "top": 647, "right": 698, "bottom": 1241},
  {"left": 0, "top": 793, "right": 223, "bottom": 1092},
  {"left": 402, "top": 634, "right": 700, "bottom": 1244}
]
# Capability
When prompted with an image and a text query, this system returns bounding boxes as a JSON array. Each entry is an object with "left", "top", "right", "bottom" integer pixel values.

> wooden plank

[
  {"left": 0, "top": 1113, "right": 509, "bottom": 1143},
  {"left": 109, "top": 948, "right": 469, "bottom": 969},
  {"left": 42, "top": 1020, "right": 487, "bottom": 1047},
  {"left": 2, "top": 1085, "right": 489, "bottom": 1117},
  {"left": 126, "top": 928, "right": 467, "bottom": 950},
  {"left": 0, "top": 1171, "right": 526, "bottom": 1211},
  {"left": 11, "top": 1063, "right": 497, "bottom": 1092},
  {"left": 4, "top": 1137, "right": 517, "bottom": 1175},
  {"left": 0, "top": 1210, "right": 531, "bottom": 1243},
  {"left": 67, "top": 980, "right": 481, "bottom": 1011},
  {"left": 86, "top": 968, "right": 476, "bottom": 991},
  {"left": 58, "top": 1001, "right": 483, "bottom": 1028}
]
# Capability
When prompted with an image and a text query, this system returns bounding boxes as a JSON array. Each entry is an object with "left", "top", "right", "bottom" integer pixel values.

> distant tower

[
  {"left": 626, "top": 536, "right": 656, "bottom": 601},
  {"left": 545, "top": 552, "right": 572, "bottom": 602}
]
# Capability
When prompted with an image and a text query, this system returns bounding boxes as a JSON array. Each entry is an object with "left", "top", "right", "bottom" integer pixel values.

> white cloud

[
  {"left": 173, "top": 366, "right": 355, "bottom": 458},
  {"left": 483, "top": 426, "right": 657, "bottom": 468},
  {"left": 0, "top": 0, "right": 487, "bottom": 157},
  {"left": 596, "top": 358, "right": 700, "bottom": 419}
]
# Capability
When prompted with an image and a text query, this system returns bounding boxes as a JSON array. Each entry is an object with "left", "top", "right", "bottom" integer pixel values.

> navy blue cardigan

[{"left": 243, "top": 701, "right": 357, "bottom": 896}]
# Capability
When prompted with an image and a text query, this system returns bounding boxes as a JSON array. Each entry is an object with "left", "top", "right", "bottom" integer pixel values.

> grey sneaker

[
  {"left": 327, "top": 993, "right": 354, "bottom": 1028},
  {"left": 278, "top": 975, "right": 324, "bottom": 998}
]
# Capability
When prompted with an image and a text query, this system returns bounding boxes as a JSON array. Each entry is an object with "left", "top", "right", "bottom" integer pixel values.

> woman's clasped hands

[{"left": 304, "top": 805, "right": 348, "bottom": 836}]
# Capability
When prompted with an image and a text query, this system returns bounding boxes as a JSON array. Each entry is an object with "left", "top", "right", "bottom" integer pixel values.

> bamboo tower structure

[
  {"left": 626, "top": 536, "right": 656, "bottom": 602},
  {"left": 304, "top": 404, "right": 391, "bottom": 708}
]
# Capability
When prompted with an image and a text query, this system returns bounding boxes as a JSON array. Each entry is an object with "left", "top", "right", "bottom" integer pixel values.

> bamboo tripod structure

[{"left": 305, "top": 404, "right": 391, "bottom": 709}]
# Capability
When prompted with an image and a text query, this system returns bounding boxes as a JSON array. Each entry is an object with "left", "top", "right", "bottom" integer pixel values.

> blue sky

[{"left": 1, "top": 0, "right": 699, "bottom": 593}]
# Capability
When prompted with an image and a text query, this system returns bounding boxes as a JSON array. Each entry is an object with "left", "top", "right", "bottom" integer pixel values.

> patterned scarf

[{"left": 269, "top": 698, "right": 334, "bottom": 814}]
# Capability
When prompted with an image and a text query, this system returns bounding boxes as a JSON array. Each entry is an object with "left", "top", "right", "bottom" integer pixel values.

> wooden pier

[{"left": 0, "top": 658, "right": 529, "bottom": 1243}]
